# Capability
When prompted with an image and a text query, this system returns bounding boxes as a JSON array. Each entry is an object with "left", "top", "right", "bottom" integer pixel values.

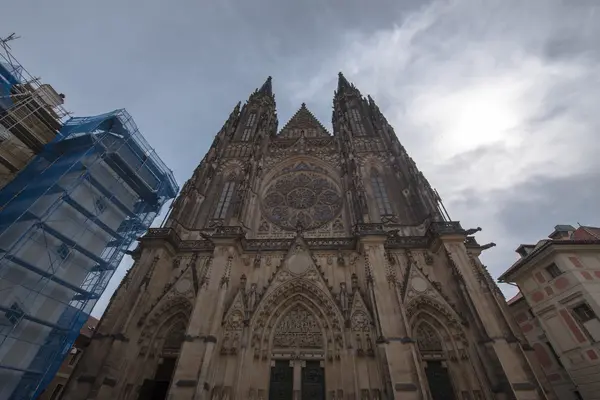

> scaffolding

[
  {"left": 0, "top": 108, "right": 178, "bottom": 399},
  {"left": 0, "top": 34, "right": 70, "bottom": 191}
]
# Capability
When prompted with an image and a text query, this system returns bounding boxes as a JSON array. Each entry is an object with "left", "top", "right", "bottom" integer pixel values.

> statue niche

[{"left": 272, "top": 303, "right": 324, "bottom": 349}]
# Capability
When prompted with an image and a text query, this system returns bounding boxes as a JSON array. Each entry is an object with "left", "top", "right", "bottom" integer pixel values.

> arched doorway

[
  {"left": 138, "top": 320, "right": 186, "bottom": 400},
  {"left": 415, "top": 322, "right": 456, "bottom": 400},
  {"left": 268, "top": 302, "right": 326, "bottom": 400}
]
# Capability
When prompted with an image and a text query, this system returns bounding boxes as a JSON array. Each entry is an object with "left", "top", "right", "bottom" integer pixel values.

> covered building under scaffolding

[
  {"left": 0, "top": 35, "right": 69, "bottom": 190},
  {"left": 0, "top": 109, "right": 179, "bottom": 399}
]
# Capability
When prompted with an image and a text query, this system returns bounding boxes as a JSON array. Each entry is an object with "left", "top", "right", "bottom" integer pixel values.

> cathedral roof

[{"left": 277, "top": 103, "right": 331, "bottom": 138}]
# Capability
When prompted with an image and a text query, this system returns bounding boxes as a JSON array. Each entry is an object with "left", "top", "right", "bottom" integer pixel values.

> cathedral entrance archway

[
  {"left": 137, "top": 319, "right": 186, "bottom": 400},
  {"left": 265, "top": 300, "right": 328, "bottom": 399},
  {"left": 415, "top": 320, "right": 457, "bottom": 400}
]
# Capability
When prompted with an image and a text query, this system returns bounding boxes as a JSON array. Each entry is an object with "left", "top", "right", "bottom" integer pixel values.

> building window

[
  {"left": 371, "top": 173, "right": 393, "bottom": 216},
  {"left": 213, "top": 181, "right": 235, "bottom": 219},
  {"left": 57, "top": 243, "right": 71, "bottom": 260},
  {"left": 241, "top": 113, "right": 256, "bottom": 141},
  {"left": 545, "top": 263, "right": 562, "bottom": 279},
  {"left": 94, "top": 198, "right": 106, "bottom": 214},
  {"left": 350, "top": 109, "right": 366, "bottom": 135},
  {"left": 49, "top": 384, "right": 64, "bottom": 400},
  {"left": 572, "top": 303, "right": 596, "bottom": 323},
  {"left": 4, "top": 302, "right": 24, "bottom": 325}
]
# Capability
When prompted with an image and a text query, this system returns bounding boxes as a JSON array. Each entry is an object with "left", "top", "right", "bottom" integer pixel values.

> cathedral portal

[{"left": 62, "top": 74, "right": 550, "bottom": 400}]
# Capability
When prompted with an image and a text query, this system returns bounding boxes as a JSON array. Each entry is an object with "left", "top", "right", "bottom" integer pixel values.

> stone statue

[
  {"left": 339, "top": 282, "right": 349, "bottom": 320},
  {"left": 246, "top": 283, "right": 259, "bottom": 318}
]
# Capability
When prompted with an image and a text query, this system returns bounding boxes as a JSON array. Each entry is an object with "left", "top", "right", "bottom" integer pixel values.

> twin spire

[
  {"left": 253, "top": 72, "right": 359, "bottom": 100},
  {"left": 248, "top": 73, "right": 367, "bottom": 136}
]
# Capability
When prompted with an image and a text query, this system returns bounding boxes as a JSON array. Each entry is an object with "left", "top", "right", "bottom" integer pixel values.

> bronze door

[
  {"left": 269, "top": 360, "right": 294, "bottom": 400},
  {"left": 425, "top": 360, "right": 456, "bottom": 400},
  {"left": 301, "top": 361, "right": 325, "bottom": 400}
]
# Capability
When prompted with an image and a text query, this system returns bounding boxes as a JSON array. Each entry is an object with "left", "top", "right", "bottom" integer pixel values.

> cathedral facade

[{"left": 63, "top": 75, "right": 549, "bottom": 400}]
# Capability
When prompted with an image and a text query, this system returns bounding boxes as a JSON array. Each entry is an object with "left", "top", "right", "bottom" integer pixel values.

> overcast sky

[{"left": 2, "top": 0, "right": 599, "bottom": 317}]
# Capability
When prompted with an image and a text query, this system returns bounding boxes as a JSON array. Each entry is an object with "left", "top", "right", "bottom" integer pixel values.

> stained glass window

[
  {"left": 261, "top": 162, "right": 343, "bottom": 231},
  {"left": 214, "top": 181, "right": 235, "bottom": 219},
  {"left": 371, "top": 172, "right": 392, "bottom": 216},
  {"left": 351, "top": 109, "right": 366, "bottom": 136},
  {"left": 242, "top": 113, "right": 256, "bottom": 141}
]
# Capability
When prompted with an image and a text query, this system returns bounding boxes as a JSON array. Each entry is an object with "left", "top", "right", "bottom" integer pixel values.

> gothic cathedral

[{"left": 63, "top": 75, "right": 549, "bottom": 400}]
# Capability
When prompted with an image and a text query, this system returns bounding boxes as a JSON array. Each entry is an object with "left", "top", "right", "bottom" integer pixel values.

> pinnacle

[
  {"left": 259, "top": 76, "right": 273, "bottom": 96},
  {"left": 337, "top": 71, "right": 352, "bottom": 93}
]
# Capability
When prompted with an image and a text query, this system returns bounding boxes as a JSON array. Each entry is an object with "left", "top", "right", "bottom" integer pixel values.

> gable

[{"left": 278, "top": 103, "right": 330, "bottom": 138}]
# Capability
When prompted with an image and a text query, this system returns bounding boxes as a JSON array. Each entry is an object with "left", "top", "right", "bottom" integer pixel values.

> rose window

[{"left": 262, "top": 169, "right": 343, "bottom": 231}]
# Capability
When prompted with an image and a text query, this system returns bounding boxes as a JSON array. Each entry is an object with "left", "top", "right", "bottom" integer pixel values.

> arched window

[
  {"left": 241, "top": 113, "right": 257, "bottom": 141},
  {"left": 213, "top": 180, "right": 236, "bottom": 219},
  {"left": 350, "top": 109, "right": 366, "bottom": 136},
  {"left": 370, "top": 172, "right": 393, "bottom": 215}
]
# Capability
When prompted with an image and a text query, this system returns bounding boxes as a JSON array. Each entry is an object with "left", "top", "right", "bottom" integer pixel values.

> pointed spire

[
  {"left": 337, "top": 72, "right": 352, "bottom": 93},
  {"left": 259, "top": 76, "right": 273, "bottom": 96},
  {"left": 228, "top": 101, "right": 241, "bottom": 119},
  {"left": 335, "top": 72, "right": 361, "bottom": 99}
]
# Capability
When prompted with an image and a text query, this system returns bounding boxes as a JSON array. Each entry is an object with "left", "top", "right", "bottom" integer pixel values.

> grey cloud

[
  {"left": 2, "top": 0, "right": 598, "bottom": 313},
  {"left": 496, "top": 172, "right": 600, "bottom": 242}
]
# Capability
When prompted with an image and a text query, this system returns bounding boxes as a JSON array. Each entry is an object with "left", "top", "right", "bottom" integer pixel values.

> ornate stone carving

[
  {"left": 351, "top": 312, "right": 370, "bottom": 332},
  {"left": 273, "top": 304, "right": 323, "bottom": 349},
  {"left": 416, "top": 323, "right": 443, "bottom": 352},
  {"left": 261, "top": 162, "right": 343, "bottom": 231}
]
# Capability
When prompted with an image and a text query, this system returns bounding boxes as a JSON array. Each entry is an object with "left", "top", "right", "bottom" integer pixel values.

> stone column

[
  {"left": 194, "top": 265, "right": 231, "bottom": 400},
  {"left": 291, "top": 360, "right": 304, "bottom": 400},
  {"left": 167, "top": 242, "right": 235, "bottom": 399},
  {"left": 359, "top": 232, "right": 421, "bottom": 400}
]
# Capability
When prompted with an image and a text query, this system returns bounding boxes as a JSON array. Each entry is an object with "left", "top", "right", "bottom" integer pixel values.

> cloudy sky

[{"left": 2, "top": 0, "right": 599, "bottom": 317}]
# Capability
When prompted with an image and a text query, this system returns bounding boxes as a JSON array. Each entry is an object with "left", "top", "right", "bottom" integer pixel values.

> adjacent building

[
  {"left": 37, "top": 316, "right": 99, "bottom": 400},
  {"left": 0, "top": 38, "right": 179, "bottom": 400},
  {"left": 500, "top": 224, "right": 600, "bottom": 400},
  {"left": 0, "top": 37, "right": 68, "bottom": 190},
  {"left": 62, "top": 75, "right": 547, "bottom": 400}
]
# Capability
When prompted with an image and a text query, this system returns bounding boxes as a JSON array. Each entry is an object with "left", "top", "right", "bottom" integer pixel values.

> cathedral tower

[{"left": 63, "top": 75, "right": 549, "bottom": 400}]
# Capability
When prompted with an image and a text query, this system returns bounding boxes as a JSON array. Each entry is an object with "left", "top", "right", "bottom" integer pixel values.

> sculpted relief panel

[{"left": 273, "top": 304, "right": 323, "bottom": 349}]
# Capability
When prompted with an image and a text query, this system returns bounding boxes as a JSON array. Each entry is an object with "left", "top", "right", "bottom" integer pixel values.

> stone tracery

[
  {"left": 250, "top": 279, "right": 345, "bottom": 360},
  {"left": 261, "top": 161, "right": 343, "bottom": 231},
  {"left": 416, "top": 322, "right": 443, "bottom": 353}
]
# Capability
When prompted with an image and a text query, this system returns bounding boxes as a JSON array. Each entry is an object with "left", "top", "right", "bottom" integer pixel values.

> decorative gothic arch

[
  {"left": 125, "top": 298, "right": 192, "bottom": 399},
  {"left": 161, "top": 320, "right": 187, "bottom": 356},
  {"left": 406, "top": 296, "right": 465, "bottom": 336},
  {"left": 270, "top": 301, "right": 325, "bottom": 350},
  {"left": 250, "top": 278, "right": 345, "bottom": 360},
  {"left": 408, "top": 301, "right": 481, "bottom": 400},
  {"left": 415, "top": 320, "right": 444, "bottom": 355},
  {"left": 137, "top": 297, "right": 193, "bottom": 352}
]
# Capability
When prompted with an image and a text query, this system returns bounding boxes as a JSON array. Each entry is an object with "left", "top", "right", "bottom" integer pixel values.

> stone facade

[
  {"left": 62, "top": 74, "right": 548, "bottom": 400},
  {"left": 502, "top": 225, "right": 600, "bottom": 400}
]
